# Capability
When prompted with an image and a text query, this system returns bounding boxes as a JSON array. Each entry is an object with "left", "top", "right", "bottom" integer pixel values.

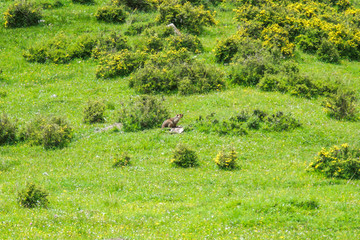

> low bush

[
  {"left": 72, "top": 0, "right": 94, "bottom": 4},
  {"left": 125, "top": 22, "right": 155, "bottom": 36},
  {"left": 171, "top": 143, "right": 199, "bottom": 168},
  {"left": 323, "top": 89, "right": 358, "bottom": 120},
  {"left": 39, "top": 1, "right": 64, "bottom": 9},
  {"left": 19, "top": 115, "right": 73, "bottom": 149},
  {"left": 156, "top": 0, "right": 216, "bottom": 34},
  {"left": 214, "top": 148, "right": 238, "bottom": 170},
  {"left": 263, "top": 112, "right": 301, "bottom": 132},
  {"left": 95, "top": 4, "right": 127, "bottom": 24},
  {"left": 4, "top": 1, "right": 42, "bottom": 28},
  {"left": 112, "top": 0, "right": 154, "bottom": 11},
  {"left": 117, "top": 95, "right": 169, "bottom": 132},
  {"left": 167, "top": 34, "right": 203, "bottom": 53},
  {"left": 92, "top": 31, "right": 129, "bottom": 59},
  {"left": 214, "top": 36, "right": 240, "bottom": 63},
  {"left": 0, "top": 114, "right": 17, "bottom": 145},
  {"left": 23, "top": 33, "right": 97, "bottom": 64},
  {"left": 18, "top": 183, "right": 49, "bottom": 208},
  {"left": 309, "top": 144, "right": 360, "bottom": 179},
  {"left": 83, "top": 100, "right": 106, "bottom": 124},
  {"left": 317, "top": 39, "right": 341, "bottom": 63},
  {"left": 96, "top": 49, "right": 147, "bottom": 78},
  {"left": 113, "top": 152, "right": 131, "bottom": 167}
]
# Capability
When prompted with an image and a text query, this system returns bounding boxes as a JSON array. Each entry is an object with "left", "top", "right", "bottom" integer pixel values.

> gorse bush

[
  {"left": 96, "top": 50, "right": 147, "bottom": 78},
  {"left": 117, "top": 95, "right": 169, "bottom": 132},
  {"left": 125, "top": 22, "right": 155, "bottom": 36},
  {"left": 323, "top": 89, "right": 358, "bottom": 120},
  {"left": 309, "top": 144, "right": 360, "bottom": 179},
  {"left": 317, "top": 39, "right": 341, "bottom": 63},
  {"left": 129, "top": 49, "right": 225, "bottom": 95},
  {"left": 167, "top": 34, "right": 203, "bottom": 53},
  {"left": 0, "top": 114, "right": 17, "bottom": 145},
  {"left": 20, "top": 115, "right": 73, "bottom": 149},
  {"left": 113, "top": 0, "right": 154, "bottom": 11},
  {"left": 83, "top": 100, "right": 106, "bottom": 124},
  {"left": 171, "top": 143, "right": 199, "bottom": 168},
  {"left": 113, "top": 152, "right": 131, "bottom": 167},
  {"left": 192, "top": 110, "right": 301, "bottom": 135},
  {"left": 18, "top": 183, "right": 49, "bottom": 208},
  {"left": 214, "top": 148, "right": 238, "bottom": 170},
  {"left": 92, "top": 31, "right": 129, "bottom": 59},
  {"left": 72, "top": 0, "right": 94, "bottom": 4},
  {"left": 156, "top": 0, "right": 216, "bottom": 34},
  {"left": 4, "top": 1, "right": 42, "bottom": 28},
  {"left": 95, "top": 4, "right": 127, "bottom": 23},
  {"left": 23, "top": 33, "right": 97, "bottom": 64}
]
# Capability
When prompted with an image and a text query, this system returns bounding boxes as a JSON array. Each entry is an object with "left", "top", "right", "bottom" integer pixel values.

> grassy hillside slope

[{"left": 1, "top": 0, "right": 360, "bottom": 239}]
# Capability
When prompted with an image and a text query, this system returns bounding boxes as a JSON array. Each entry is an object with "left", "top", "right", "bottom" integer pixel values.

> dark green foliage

[
  {"left": 117, "top": 95, "right": 169, "bottom": 132},
  {"left": 125, "top": 22, "right": 155, "bottom": 36},
  {"left": 18, "top": 183, "right": 49, "bottom": 208},
  {"left": 113, "top": 152, "right": 131, "bottom": 167},
  {"left": 317, "top": 39, "right": 341, "bottom": 63},
  {"left": 39, "top": 1, "right": 64, "bottom": 9},
  {"left": 214, "top": 36, "right": 239, "bottom": 63},
  {"left": 112, "top": 0, "right": 154, "bottom": 11},
  {"left": 92, "top": 31, "right": 129, "bottom": 59},
  {"left": 167, "top": 34, "right": 203, "bottom": 53},
  {"left": 309, "top": 144, "right": 360, "bottom": 179},
  {"left": 0, "top": 114, "right": 17, "bottom": 145},
  {"left": 72, "top": 0, "right": 94, "bottom": 4},
  {"left": 4, "top": 1, "right": 42, "bottom": 28},
  {"left": 171, "top": 144, "right": 199, "bottom": 168},
  {"left": 96, "top": 50, "right": 147, "bottom": 78},
  {"left": 95, "top": 5, "right": 127, "bottom": 23},
  {"left": 323, "top": 89, "right": 358, "bottom": 120},
  {"left": 23, "top": 33, "right": 97, "bottom": 64},
  {"left": 263, "top": 112, "right": 301, "bottom": 131},
  {"left": 83, "top": 100, "right": 106, "bottom": 124},
  {"left": 214, "top": 148, "right": 238, "bottom": 170},
  {"left": 156, "top": 0, "right": 216, "bottom": 34},
  {"left": 290, "top": 199, "right": 320, "bottom": 210},
  {"left": 19, "top": 115, "right": 73, "bottom": 149}
]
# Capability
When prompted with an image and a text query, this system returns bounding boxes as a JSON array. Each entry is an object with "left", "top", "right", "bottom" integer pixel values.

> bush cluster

[
  {"left": 83, "top": 100, "right": 106, "bottom": 124},
  {"left": 4, "top": 1, "right": 42, "bottom": 28},
  {"left": 23, "top": 33, "right": 97, "bottom": 64},
  {"left": 92, "top": 31, "right": 129, "bottom": 59},
  {"left": 156, "top": 0, "right": 216, "bottom": 34},
  {"left": 72, "top": 0, "right": 94, "bottom": 4},
  {"left": 192, "top": 109, "right": 301, "bottom": 135},
  {"left": 323, "top": 89, "right": 358, "bottom": 121},
  {"left": 309, "top": 144, "right": 360, "bottom": 179},
  {"left": 226, "top": 0, "right": 360, "bottom": 61},
  {"left": 117, "top": 95, "right": 169, "bottom": 132},
  {"left": 19, "top": 115, "right": 73, "bottom": 149},
  {"left": 0, "top": 114, "right": 17, "bottom": 145},
  {"left": 18, "top": 183, "right": 49, "bottom": 208},
  {"left": 214, "top": 148, "right": 238, "bottom": 170},
  {"left": 95, "top": 3, "right": 127, "bottom": 24},
  {"left": 112, "top": 0, "right": 154, "bottom": 11},
  {"left": 171, "top": 143, "right": 199, "bottom": 168}
]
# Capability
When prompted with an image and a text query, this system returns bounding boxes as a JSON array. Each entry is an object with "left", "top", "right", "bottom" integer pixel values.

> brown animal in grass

[{"left": 161, "top": 114, "right": 183, "bottom": 129}]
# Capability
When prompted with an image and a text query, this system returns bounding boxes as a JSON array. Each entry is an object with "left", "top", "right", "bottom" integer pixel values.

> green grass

[{"left": 1, "top": 0, "right": 360, "bottom": 239}]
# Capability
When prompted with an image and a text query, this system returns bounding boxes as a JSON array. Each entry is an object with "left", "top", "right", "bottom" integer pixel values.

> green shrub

[
  {"left": 112, "top": 0, "right": 154, "bottom": 11},
  {"left": 83, "top": 100, "right": 106, "bottom": 124},
  {"left": 129, "top": 49, "right": 225, "bottom": 95},
  {"left": 117, "top": 95, "right": 169, "bottom": 132},
  {"left": 0, "top": 114, "right": 17, "bottom": 145},
  {"left": 317, "top": 39, "right": 341, "bottom": 63},
  {"left": 167, "top": 34, "right": 203, "bottom": 53},
  {"left": 92, "top": 31, "right": 129, "bottom": 59},
  {"left": 214, "top": 148, "right": 238, "bottom": 170},
  {"left": 125, "top": 22, "right": 155, "bottom": 36},
  {"left": 263, "top": 112, "right": 301, "bottom": 131},
  {"left": 171, "top": 144, "right": 199, "bottom": 168},
  {"left": 39, "top": 1, "right": 64, "bottom": 9},
  {"left": 69, "top": 34, "right": 97, "bottom": 59},
  {"left": 96, "top": 50, "right": 147, "bottom": 78},
  {"left": 113, "top": 152, "right": 131, "bottom": 167},
  {"left": 156, "top": 0, "right": 216, "bottom": 34},
  {"left": 95, "top": 5, "right": 127, "bottom": 23},
  {"left": 18, "top": 183, "right": 49, "bottom": 208},
  {"left": 4, "top": 1, "right": 42, "bottom": 28},
  {"left": 20, "top": 115, "right": 73, "bottom": 149},
  {"left": 309, "top": 144, "right": 360, "bottom": 179},
  {"left": 72, "top": 0, "right": 94, "bottom": 4},
  {"left": 214, "top": 36, "right": 239, "bottom": 63},
  {"left": 323, "top": 89, "right": 358, "bottom": 120}
]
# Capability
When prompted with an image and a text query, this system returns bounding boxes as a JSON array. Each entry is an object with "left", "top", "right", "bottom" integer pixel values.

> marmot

[{"left": 161, "top": 114, "right": 183, "bottom": 129}]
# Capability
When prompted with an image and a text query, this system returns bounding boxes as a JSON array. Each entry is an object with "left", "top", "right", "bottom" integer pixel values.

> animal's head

[{"left": 176, "top": 114, "right": 184, "bottom": 119}]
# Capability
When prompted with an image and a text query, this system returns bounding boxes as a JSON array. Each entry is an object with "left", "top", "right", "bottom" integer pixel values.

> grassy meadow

[{"left": 1, "top": 0, "right": 360, "bottom": 239}]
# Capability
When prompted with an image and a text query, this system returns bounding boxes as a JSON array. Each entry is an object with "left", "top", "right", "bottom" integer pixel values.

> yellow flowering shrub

[
  {"left": 113, "top": 153, "right": 131, "bottom": 167},
  {"left": 214, "top": 148, "right": 238, "bottom": 170},
  {"left": 4, "top": 1, "right": 42, "bottom": 28},
  {"left": 309, "top": 144, "right": 360, "bottom": 179}
]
